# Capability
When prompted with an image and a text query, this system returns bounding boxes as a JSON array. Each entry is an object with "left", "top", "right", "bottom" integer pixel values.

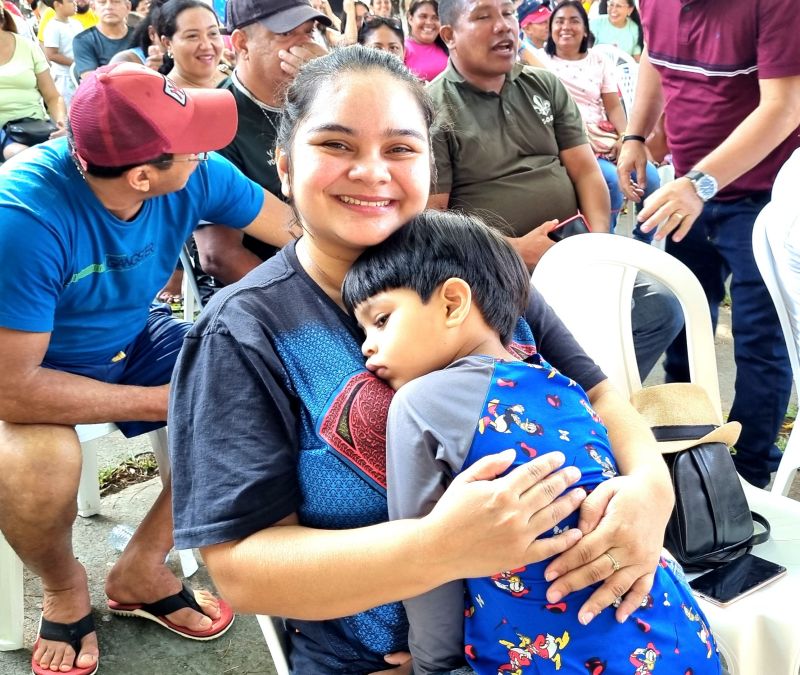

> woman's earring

[{"left": 166, "top": 49, "right": 173, "bottom": 58}]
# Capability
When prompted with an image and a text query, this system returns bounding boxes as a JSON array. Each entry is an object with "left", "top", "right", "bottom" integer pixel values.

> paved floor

[{"left": 1, "top": 305, "right": 797, "bottom": 675}]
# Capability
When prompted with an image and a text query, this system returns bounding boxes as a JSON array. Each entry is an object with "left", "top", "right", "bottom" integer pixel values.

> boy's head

[
  {"left": 52, "top": 0, "right": 77, "bottom": 17},
  {"left": 343, "top": 209, "right": 530, "bottom": 389}
]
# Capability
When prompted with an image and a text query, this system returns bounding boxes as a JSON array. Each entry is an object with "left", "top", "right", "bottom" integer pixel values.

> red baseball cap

[
  {"left": 69, "top": 63, "right": 237, "bottom": 168},
  {"left": 519, "top": 4, "right": 551, "bottom": 27}
]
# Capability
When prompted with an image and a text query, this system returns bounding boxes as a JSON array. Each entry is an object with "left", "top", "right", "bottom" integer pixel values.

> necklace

[{"left": 231, "top": 70, "right": 282, "bottom": 166}]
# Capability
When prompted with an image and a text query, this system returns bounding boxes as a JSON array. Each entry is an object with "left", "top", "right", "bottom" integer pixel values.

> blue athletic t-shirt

[{"left": 0, "top": 137, "right": 264, "bottom": 363}]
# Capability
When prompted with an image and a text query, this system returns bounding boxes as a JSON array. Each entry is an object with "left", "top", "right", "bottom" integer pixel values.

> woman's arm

[
  {"left": 601, "top": 91, "right": 626, "bottom": 160},
  {"left": 202, "top": 452, "right": 585, "bottom": 618},
  {"left": 35, "top": 70, "right": 67, "bottom": 136}
]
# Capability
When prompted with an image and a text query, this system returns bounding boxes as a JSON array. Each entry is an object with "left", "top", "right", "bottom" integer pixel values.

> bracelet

[{"left": 622, "top": 134, "right": 647, "bottom": 143}]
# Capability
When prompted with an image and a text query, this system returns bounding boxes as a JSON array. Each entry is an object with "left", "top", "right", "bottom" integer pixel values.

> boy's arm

[{"left": 386, "top": 372, "right": 494, "bottom": 673}]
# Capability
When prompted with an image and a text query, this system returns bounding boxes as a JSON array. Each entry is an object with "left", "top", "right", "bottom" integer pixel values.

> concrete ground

[{"left": 1, "top": 305, "right": 797, "bottom": 675}]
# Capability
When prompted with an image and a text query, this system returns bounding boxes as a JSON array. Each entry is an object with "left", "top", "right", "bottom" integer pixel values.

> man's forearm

[
  {"left": 693, "top": 77, "right": 800, "bottom": 189},
  {"left": 625, "top": 48, "right": 664, "bottom": 138},
  {"left": 574, "top": 172, "right": 611, "bottom": 232},
  {"left": 0, "top": 368, "right": 168, "bottom": 425}
]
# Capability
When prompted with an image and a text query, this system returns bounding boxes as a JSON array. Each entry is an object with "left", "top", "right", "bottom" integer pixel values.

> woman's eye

[
  {"left": 375, "top": 314, "right": 389, "bottom": 328},
  {"left": 322, "top": 141, "right": 349, "bottom": 151}
]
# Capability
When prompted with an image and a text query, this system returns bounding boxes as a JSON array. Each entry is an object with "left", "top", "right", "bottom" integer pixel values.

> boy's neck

[{"left": 54, "top": 14, "right": 70, "bottom": 20}]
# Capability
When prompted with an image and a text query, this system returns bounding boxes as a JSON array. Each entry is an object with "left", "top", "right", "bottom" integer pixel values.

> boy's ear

[{"left": 440, "top": 277, "right": 471, "bottom": 328}]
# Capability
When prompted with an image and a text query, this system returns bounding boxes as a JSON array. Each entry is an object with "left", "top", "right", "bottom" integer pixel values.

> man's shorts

[{"left": 42, "top": 304, "right": 191, "bottom": 437}]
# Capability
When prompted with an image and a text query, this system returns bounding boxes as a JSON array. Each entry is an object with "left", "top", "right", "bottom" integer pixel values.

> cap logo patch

[{"left": 163, "top": 78, "right": 187, "bottom": 106}]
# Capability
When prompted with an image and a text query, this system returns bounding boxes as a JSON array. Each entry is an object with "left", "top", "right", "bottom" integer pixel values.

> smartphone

[
  {"left": 689, "top": 554, "right": 787, "bottom": 607},
  {"left": 547, "top": 214, "right": 592, "bottom": 242}
]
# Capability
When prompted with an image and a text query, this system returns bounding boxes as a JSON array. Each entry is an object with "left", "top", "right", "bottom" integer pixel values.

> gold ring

[
  {"left": 604, "top": 551, "right": 621, "bottom": 572},
  {"left": 674, "top": 212, "right": 685, "bottom": 219}
]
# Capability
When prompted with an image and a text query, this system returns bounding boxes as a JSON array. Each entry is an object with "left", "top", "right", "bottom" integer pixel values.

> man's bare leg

[
  {"left": 104, "top": 481, "right": 222, "bottom": 631},
  {"left": 0, "top": 421, "right": 99, "bottom": 673}
]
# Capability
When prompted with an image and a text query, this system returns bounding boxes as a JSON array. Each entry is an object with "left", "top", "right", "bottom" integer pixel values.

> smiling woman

[
  {"left": 156, "top": 0, "right": 226, "bottom": 89},
  {"left": 404, "top": 0, "right": 447, "bottom": 80}
]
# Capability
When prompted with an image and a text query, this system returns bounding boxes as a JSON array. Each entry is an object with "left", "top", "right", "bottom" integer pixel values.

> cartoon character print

[
  {"left": 530, "top": 630, "right": 571, "bottom": 671},
  {"left": 496, "top": 639, "right": 532, "bottom": 675},
  {"left": 630, "top": 642, "right": 660, "bottom": 673},
  {"left": 479, "top": 397, "right": 545, "bottom": 436},
  {"left": 681, "top": 603, "right": 714, "bottom": 658},
  {"left": 585, "top": 443, "right": 618, "bottom": 478},
  {"left": 579, "top": 398, "right": 602, "bottom": 423},
  {"left": 491, "top": 568, "right": 530, "bottom": 597}
]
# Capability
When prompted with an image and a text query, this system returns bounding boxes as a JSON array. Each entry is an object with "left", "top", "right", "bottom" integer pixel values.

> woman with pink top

[
  {"left": 539, "top": 0, "right": 658, "bottom": 238},
  {"left": 403, "top": 0, "right": 447, "bottom": 81}
]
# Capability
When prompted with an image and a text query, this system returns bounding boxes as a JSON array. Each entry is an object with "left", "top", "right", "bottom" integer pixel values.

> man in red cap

[
  {"left": 0, "top": 63, "right": 291, "bottom": 675},
  {"left": 518, "top": 0, "right": 550, "bottom": 61}
]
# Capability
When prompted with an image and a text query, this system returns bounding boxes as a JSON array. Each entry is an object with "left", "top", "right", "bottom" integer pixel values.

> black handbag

[
  {"left": 630, "top": 382, "right": 771, "bottom": 572},
  {"left": 3, "top": 117, "right": 58, "bottom": 146},
  {"left": 662, "top": 440, "right": 770, "bottom": 571}
]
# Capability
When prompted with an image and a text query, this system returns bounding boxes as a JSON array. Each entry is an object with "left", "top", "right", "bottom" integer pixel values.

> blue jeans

[
  {"left": 664, "top": 192, "right": 791, "bottom": 487},
  {"left": 600, "top": 157, "right": 661, "bottom": 242},
  {"left": 631, "top": 274, "right": 684, "bottom": 381}
]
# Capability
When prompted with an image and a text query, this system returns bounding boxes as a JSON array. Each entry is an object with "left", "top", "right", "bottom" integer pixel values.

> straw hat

[{"left": 631, "top": 383, "right": 741, "bottom": 454}]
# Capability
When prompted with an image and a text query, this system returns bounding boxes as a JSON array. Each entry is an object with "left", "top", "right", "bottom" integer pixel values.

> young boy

[
  {"left": 42, "top": 0, "right": 81, "bottom": 106},
  {"left": 342, "top": 211, "right": 722, "bottom": 675}
]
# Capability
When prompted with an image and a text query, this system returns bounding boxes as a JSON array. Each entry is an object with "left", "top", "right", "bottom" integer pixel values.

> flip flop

[
  {"left": 107, "top": 583, "right": 235, "bottom": 641},
  {"left": 31, "top": 612, "right": 98, "bottom": 675}
]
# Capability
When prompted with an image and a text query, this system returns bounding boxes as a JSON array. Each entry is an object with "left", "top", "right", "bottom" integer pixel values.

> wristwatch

[{"left": 685, "top": 170, "right": 719, "bottom": 202}]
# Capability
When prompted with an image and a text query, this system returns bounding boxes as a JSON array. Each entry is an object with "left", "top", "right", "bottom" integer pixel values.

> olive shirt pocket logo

[{"left": 532, "top": 95, "right": 553, "bottom": 126}]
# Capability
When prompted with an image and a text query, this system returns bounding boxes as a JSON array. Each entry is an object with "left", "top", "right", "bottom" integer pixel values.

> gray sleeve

[
  {"left": 386, "top": 365, "right": 492, "bottom": 675},
  {"left": 526, "top": 285, "right": 606, "bottom": 392}
]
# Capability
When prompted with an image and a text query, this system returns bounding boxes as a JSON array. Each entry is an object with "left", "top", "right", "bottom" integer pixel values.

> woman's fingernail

[
  {"left": 617, "top": 612, "right": 629, "bottom": 623},
  {"left": 547, "top": 590, "right": 562, "bottom": 603},
  {"left": 579, "top": 611, "right": 594, "bottom": 625},
  {"left": 545, "top": 570, "right": 558, "bottom": 582}
]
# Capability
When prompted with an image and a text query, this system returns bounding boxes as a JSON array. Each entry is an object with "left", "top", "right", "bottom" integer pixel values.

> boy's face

[
  {"left": 355, "top": 288, "right": 457, "bottom": 390},
  {"left": 55, "top": 0, "right": 77, "bottom": 16}
]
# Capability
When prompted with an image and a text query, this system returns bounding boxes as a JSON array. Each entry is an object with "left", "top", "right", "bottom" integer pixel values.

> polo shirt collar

[{"left": 441, "top": 60, "right": 525, "bottom": 93}]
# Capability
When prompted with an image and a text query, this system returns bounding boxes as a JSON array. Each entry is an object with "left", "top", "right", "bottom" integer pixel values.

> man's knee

[{"left": 0, "top": 421, "right": 83, "bottom": 505}]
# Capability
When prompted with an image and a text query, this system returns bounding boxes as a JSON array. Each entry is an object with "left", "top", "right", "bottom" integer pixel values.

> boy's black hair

[{"left": 342, "top": 210, "right": 530, "bottom": 345}]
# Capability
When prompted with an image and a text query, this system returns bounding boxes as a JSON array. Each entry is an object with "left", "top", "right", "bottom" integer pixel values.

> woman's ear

[
  {"left": 440, "top": 277, "right": 472, "bottom": 327},
  {"left": 160, "top": 35, "right": 171, "bottom": 56},
  {"left": 276, "top": 147, "right": 291, "bottom": 198}
]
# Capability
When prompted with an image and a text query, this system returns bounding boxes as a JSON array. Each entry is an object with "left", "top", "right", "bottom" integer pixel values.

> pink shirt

[
  {"left": 404, "top": 38, "right": 448, "bottom": 82},
  {"left": 539, "top": 50, "right": 617, "bottom": 126}
]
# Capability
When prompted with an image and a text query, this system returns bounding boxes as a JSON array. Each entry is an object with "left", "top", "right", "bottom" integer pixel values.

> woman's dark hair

[
  {"left": 277, "top": 45, "right": 434, "bottom": 164},
  {"left": 156, "top": 0, "right": 219, "bottom": 75},
  {"left": 358, "top": 15, "right": 404, "bottom": 45},
  {"left": 545, "top": 0, "right": 593, "bottom": 56},
  {"left": 342, "top": 210, "right": 530, "bottom": 345},
  {"left": 2, "top": 8, "right": 18, "bottom": 32},
  {"left": 407, "top": 0, "right": 448, "bottom": 53}
]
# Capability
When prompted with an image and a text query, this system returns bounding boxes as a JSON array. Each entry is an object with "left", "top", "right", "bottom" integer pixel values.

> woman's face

[
  {"left": 355, "top": 2, "right": 370, "bottom": 29},
  {"left": 362, "top": 24, "right": 405, "bottom": 58},
  {"left": 163, "top": 7, "right": 223, "bottom": 82},
  {"left": 372, "top": 0, "right": 393, "bottom": 17},
  {"left": 607, "top": 0, "right": 632, "bottom": 27},
  {"left": 551, "top": 5, "right": 586, "bottom": 54},
  {"left": 408, "top": 2, "right": 440, "bottom": 44},
  {"left": 278, "top": 71, "right": 431, "bottom": 258}
]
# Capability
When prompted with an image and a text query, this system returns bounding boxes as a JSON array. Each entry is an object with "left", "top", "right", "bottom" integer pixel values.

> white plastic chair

[
  {"left": 0, "top": 424, "right": 197, "bottom": 652},
  {"left": 591, "top": 44, "right": 639, "bottom": 117},
  {"left": 256, "top": 615, "right": 291, "bottom": 675},
  {"left": 179, "top": 244, "right": 203, "bottom": 322},
  {"left": 532, "top": 232, "right": 800, "bottom": 675},
  {"left": 752, "top": 149, "right": 800, "bottom": 497}
]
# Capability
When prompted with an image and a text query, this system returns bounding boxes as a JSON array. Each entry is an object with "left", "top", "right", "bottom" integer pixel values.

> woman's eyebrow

[{"left": 308, "top": 124, "right": 427, "bottom": 141}]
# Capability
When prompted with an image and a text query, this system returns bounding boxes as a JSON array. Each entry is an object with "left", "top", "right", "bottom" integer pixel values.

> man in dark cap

[{"left": 0, "top": 63, "right": 290, "bottom": 675}]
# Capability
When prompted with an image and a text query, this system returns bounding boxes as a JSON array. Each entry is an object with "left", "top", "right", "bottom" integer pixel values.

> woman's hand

[
  {"left": 145, "top": 45, "right": 164, "bottom": 71},
  {"left": 543, "top": 473, "right": 673, "bottom": 624},
  {"left": 49, "top": 119, "right": 67, "bottom": 139},
  {"left": 369, "top": 652, "right": 412, "bottom": 674},
  {"left": 424, "top": 449, "right": 587, "bottom": 581}
]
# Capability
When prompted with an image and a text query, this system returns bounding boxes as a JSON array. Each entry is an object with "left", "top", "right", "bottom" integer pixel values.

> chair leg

[
  {"left": 145, "top": 428, "right": 198, "bottom": 577},
  {"left": 77, "top": 438, "right": 102, "bottom": 518},
  {"left": 772, "top": 428, "right": 799, "bottom": 496},
  {"left": 0, "top": 531, "right": 24, "bottom": 651}
]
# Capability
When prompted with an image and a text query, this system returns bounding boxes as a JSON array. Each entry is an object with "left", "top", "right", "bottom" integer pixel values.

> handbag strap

[{"left": 747, "top": 511, "right": 771, "bottom": 547}]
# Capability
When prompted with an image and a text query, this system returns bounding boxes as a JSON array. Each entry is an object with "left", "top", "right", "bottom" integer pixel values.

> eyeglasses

[{"left": 155, "top": 152, "right": 210, "bottom": 164}]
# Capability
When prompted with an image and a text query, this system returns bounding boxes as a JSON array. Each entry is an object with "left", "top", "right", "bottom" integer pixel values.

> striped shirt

[{"left": 639, "top": 0, "right": 800, "bottom": 199}]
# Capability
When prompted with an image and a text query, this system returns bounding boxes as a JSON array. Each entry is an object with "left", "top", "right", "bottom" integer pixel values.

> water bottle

[{"left": 108, "top": 524, "right": 135, "bottom": 552}]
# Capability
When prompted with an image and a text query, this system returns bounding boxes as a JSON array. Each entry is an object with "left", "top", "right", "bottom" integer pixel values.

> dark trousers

[{"left": 664, "top": 191, "right": 791, "bottom": 487}]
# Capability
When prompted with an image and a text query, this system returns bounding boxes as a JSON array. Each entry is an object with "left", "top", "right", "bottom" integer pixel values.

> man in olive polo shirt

[{"left": 428, "top": 0, "right": 682, "bottom": 379}]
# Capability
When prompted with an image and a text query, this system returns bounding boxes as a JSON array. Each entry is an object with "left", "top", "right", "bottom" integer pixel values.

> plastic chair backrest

[
  {"left": 591, "top": 44, "right": 639, "bottom": 116},
  {"left": 531, "top": 233, "right": 721, "bottom": 415},
  {"left": 751, "top": 149, "right": 800, "bottom": 495}
]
